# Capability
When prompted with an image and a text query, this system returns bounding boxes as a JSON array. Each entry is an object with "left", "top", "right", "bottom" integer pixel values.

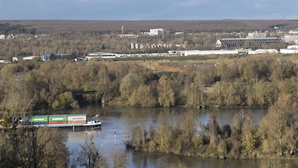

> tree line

[
  {"left": 1, "top": 55, "right": 298, "bottom": 112},
  {"left": 0, "top": 23, "right": 37, "bottom": 35},
  {"left": 125, "top": 94, "right": 298, "bottom": 161}
]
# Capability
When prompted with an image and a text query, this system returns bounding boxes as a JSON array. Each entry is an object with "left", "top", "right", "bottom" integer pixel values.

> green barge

[{"left": 1, "top": 114, "right": 101, "bottom": 129}]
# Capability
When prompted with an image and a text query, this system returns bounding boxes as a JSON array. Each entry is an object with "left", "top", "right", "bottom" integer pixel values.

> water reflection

[
  {"left": 59, "top": 106, "right": 270, "bottom": 168},
  {"left": 129, "top": 150, "right": 263, "bottom": 168},
  {"left": 259, "top": 159, "right": 298, "bottom": 168}
]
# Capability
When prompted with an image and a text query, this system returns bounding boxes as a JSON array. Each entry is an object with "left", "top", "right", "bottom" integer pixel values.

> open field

[
  {"left": 112, "top": 55, "right": 244, "bottom": 62},
  {"left": 1, "top": 20, "right": 298, "bottom": 33}
]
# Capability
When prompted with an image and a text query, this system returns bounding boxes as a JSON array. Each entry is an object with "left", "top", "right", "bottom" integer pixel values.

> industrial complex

[
  {"left": 216, "top": 32, "right": 281, "bottom": 48},
  {"left": 5, "top": 28, "right": 298, "bottom": 63}
]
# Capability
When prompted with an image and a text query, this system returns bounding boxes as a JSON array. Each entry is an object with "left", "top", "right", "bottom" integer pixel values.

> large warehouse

[
  {"left": 86, "top": 52, "right": 121, "bottom": 59},
  {"left": 283, "top": 35, "right": 298, "bottom": 43},
  {"left": 216, "top": 32, "right": 281, "bottom": 48}
]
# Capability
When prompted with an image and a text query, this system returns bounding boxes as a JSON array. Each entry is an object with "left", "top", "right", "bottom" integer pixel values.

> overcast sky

[{"left": 1, "top": 0, "right": 298, "bottom": 20}]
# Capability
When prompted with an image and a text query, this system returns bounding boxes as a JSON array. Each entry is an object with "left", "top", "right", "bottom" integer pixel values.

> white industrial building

[
  {"left": 118, "top": 34, "right": 139, "bottom": 38},
  {"left": 289, "top": 30, "right": 298, "bottom": 34},
  {"left": 186, "top": 49, "right": 239, "bottom": 56},
  {"left": 168, "top": 48, "right": 280, "bottom": 56},
  {"left": 175, "top": 32, "right": 184, "bottom": 35},
  {"left": 86, "top": 52, "right": 121, "bottom": 59},
  {"left": 280, "top": 49, "right": 298, "bottom": 54},
  {"left": 283, "top": 35, "right": 298, "bottom": 43},
  {"left": 150, "top": 29, "right": 164, "bottom": 36},
  {"left": 12, "top": 56, "right": 42, "bottom": 62},
  {"left": 169, "top": 49, "right": 239, "bottom": 56},
  {"left": 130, "top": 43, "right": 140, "bottom": 49},
  {"left": 247, "top": 32, "right": 266, "bottom": 38},
  {"left": 248, "top": 49, "right": 278, "bottom": 55},
  {"left": 0, "top": 35, "right": 6, "bottom": 40},
  {"left": 279, "top": 44, "right": 298, "bottom": 54},
  {"left": 142, "top": 28, "right": 165, "bottom": 36},
  {"left": 287, "top": 45, "right": 298, "bottom": 49}
]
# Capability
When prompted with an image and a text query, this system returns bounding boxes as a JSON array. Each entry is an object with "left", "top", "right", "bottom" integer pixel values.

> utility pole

[{"left": 114, "top": 132, "right": 116, "bottom": 146}]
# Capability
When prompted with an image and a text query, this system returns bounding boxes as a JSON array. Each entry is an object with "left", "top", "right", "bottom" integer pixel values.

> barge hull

[{"left": 0, "top": 123, "right": 101, "bottom": 129}]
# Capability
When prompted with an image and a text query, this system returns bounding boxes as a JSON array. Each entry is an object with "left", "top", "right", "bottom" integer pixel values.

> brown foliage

[
  {"left": 157, "top": 76, "right": 175, "bottom": 107},
  {"left": 260, "top": 94, "right": 298, "bottom": 155}
]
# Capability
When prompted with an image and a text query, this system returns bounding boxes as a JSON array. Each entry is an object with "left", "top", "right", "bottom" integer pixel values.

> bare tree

[
  {"left": 108, "top": 146, "right": 128, "bottom": 168},
  {"left": 0, "top": 124, "right": 69, "bottom": 168},
  {"left": 71, "top": 134, "right": 108, "bottom": 168}
]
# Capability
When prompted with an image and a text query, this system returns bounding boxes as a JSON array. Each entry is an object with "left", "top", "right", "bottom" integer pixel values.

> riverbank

[
  {"left": 125, "top": 96, "right": 298, "bottom": 163},
  {"left": 129, "top": 147, "right": 298, "bottom": 160}
]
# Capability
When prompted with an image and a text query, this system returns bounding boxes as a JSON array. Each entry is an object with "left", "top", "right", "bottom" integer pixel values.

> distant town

[{"left": 1, "top": 21, "right": 298, "bottom": 63}]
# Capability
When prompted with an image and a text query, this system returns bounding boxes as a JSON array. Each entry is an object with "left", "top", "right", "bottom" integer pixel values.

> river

[{"left": 58, "top": 106, "right": 274, "bottom": 168}]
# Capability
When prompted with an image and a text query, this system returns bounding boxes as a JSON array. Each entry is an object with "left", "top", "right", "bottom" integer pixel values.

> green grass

[{"left": 113, "top": 55, "right": 243, "bottom": 62}]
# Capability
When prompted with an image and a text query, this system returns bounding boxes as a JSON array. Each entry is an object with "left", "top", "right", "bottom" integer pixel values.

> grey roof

[
  {"left": 68, "top": 114, "right": 86, "bottom": 116},
  {"left": 217, "top": 38, "right": 282, "bottom": 47},
  {"left": 49, "top": 115, "right": 68, "bottom": 117},
  {"left": 88, "top": 52, "right": 118, "bottom": 56},
  {"left": 30, "top": 115, "right": 49, "bottom": 117}
]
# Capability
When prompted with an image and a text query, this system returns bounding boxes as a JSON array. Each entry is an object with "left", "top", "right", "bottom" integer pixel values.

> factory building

[
  {"left": 175, "top": 32, "right": 184, "bottom": 35},
  {"left": 86, "top": 52, "right": 121, "bottom": 59},
  {"left": 13, "top": 56, "right": 42, "bottom": 62},
  {"left": 150, "top": 29, "right": 164, "bottom": 36},
  {"left": 43, "top": 54, "right": 67, "bottom": 61},
  {"left": 141, "top": 28, "right": 165, "bottom": 36},
  {"left": 169, "top": 49, "right": 239, "bottom": 56},
  {"left": 287, "top": 45, "right": 298, "bottom": 49},
  {"left": 280, "top": 44, "right": 298, "bottom": 54},
  {"left": 283, "top": 35, "right": 298, "bottom": 43},
  {"left": 118, "top": 34, "right": 139, "bottom": 38},
  {"left": 280, "top": 49, "right": 298, "bottom": 54},
  {"left": 247, "top": 32, "right": 266, "bottom": 38},
  {"left": 289, "top": 30, "right": 298, "bottom": 34},
  {"left": 248, "top": 49, "right": 278, "bottom": 55},
  {"left": 0, "top": 35, "right": 5, "bottom": 40},
  {"left": 216, "top": 32, "right": 281, "bottom": 48},
  {"left": 184, "top": 49, "right": 239, "bottom": 56}
]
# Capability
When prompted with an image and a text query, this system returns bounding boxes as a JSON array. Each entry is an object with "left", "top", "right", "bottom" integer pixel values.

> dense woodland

[
  {"left": 0, "top": 23, "right": 37, "bottom": 35},
  {"left": 125, "top": 94, "right": 298, "bottom": 161},
  {"left": 1, "top": 54, "right": 298, "bottom": 112}
]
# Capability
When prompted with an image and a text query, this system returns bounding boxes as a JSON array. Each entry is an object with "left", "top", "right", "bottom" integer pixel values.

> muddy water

[{"left": 60, "top": 106, "right": 269, "bottom": 168}]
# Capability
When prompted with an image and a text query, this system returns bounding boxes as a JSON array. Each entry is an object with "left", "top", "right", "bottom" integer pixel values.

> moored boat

[{"left": 0, "top": 114, "right": 101, "bottom": 129}]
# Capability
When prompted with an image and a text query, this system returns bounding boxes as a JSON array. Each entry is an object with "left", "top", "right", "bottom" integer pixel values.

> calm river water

[{"left": 58, "top": 106, "right": 271, "bottom": 168}]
